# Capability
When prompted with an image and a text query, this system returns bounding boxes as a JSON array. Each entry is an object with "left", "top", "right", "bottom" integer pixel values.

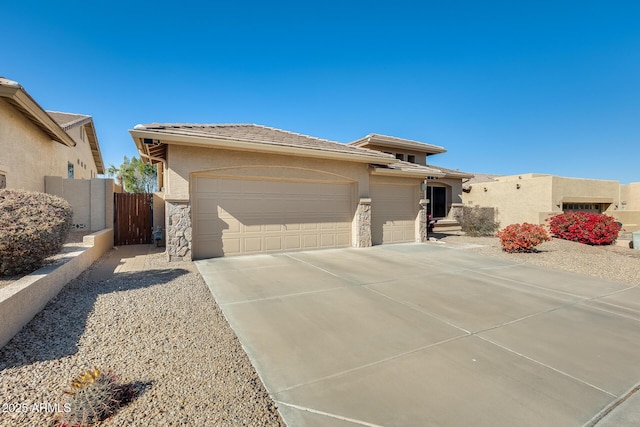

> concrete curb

[{"left": 0, "top": 228, "right": 113, "bottom": 349}]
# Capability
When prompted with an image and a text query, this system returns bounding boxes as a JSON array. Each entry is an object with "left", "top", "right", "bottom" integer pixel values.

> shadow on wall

[{"left": 0, "top": 267, "right": 189, "bottom": 370}]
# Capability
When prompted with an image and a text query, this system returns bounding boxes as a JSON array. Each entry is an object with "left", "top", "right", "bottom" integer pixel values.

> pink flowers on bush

[
  {"left": 547, "top": 211, "right": 620, "bottom": 245},
  {"left": 496, "top": 223, "right": 551, "bottom": 253}
]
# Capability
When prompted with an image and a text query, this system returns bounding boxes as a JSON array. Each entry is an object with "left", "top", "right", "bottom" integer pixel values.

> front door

[{"left": 428, "top": 186, "right": 447, "bottom": 218}]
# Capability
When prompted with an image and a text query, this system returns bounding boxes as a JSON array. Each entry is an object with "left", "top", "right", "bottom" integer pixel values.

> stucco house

[
  {"left": 0, "top": 77, "right": 104, "bottom": 192},
  {"left": 130, "top": 123, "right": 471, "bottom": 260},
  {"left": 462, "top": 173, "right": 640, "bottom": 231},
  {"left": 348, "top": 134, "right": 473, "bottom": 227}
]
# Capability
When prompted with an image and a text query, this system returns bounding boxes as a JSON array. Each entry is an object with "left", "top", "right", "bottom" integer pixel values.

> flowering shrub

[
  {"left": 547, "top": 211, "right": 620, "bottom": 245},
  {"left": 496, "top": 223, "right": 551, "bottom": 253},
  {"left": 0, "top": 189, "right": 72, "bottom": 276}
]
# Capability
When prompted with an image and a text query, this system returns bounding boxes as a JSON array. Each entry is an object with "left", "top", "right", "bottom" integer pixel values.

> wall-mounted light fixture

[
  {"left": 516, "top": 184, "right": 521, "bottom": 189},
  {"left": 484, "top": 187, "right": 487, "bottom": 192}
]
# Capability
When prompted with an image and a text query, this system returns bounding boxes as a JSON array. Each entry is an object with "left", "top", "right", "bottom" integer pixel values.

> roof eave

[
  {"left": 129, "top": 129, "right": 398, "bottom": 165},
  {"left": 350, "top": 134, "right": 447, "bottom": 155},
  {"left": 83, "top": 121, "right": 105, "bottom": 174},
  {"left": 370, "top": 167, "right": 446, "bottom": 179},
  {"left": 0, "top": 82, "right": 76, "bottom": 147}
]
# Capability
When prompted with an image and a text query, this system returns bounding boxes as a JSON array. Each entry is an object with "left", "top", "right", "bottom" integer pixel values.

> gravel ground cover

[
  {"left": 433, "top": 233, "right": 640, "bottom": 286},
  {"left": 0, "top": 250, "right": 284, "bottom": 427}
]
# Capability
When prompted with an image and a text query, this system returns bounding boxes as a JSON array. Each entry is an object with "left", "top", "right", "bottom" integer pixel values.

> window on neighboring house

[
  {"left": 408, "top": 155, "right": 416, "bottom": 163},
  {"left": 562, "top": 203, "right": 602, "bottom": 213},
  {"left": 68, "top": 162, "right": 74, "bottom": 179},
  {"left": 395, "top": 153, "right": 405, "bottom": 161},
  {"left": 0, "top": 173, "right": 6, "bottom": 189}
]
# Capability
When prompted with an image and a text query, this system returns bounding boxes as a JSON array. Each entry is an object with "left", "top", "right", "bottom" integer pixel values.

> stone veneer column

[
  {"left": 353, "top": 198, "right": 372, "bottom": 248},
  {"left": 417, "top": 198, "right": 429, "bottom": 242},
  {"left": 166, "top": 201, "right": 192, "bottom": 261}
]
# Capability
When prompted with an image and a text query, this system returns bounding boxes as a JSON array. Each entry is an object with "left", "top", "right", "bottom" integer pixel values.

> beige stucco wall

[
  {"left": 551, "top": 176, "right": 620, "bottom": 213},
  {"left": 0, "top": 99, "right": 99, "bottom": 191},
  {"left": 65, "top": 125, "right": 100, "bottom": 180},
  {"left": 45, "top": 177, "right": 115, "bottom": 231},
  {"left": 621, "top": 183, "right": 640, "bottom": 211},
  {"left": 364, "top": 143, "right": 427, "bottom": 165},
  {"left": 462, "top": 174, "right": 640, "bottom": 229},
  {"left": 462, "top": 175, "right": 554, "bottom": 227},
  {"left": 166, "top": 145, "right": 372, "bottom": 200}
]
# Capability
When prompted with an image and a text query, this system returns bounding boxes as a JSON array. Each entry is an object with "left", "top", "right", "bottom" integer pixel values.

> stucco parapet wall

[
  {"left": 167, "top": 201, "right": 192, "bottom": 261},
  {"left": 0, "top": 228, "right": 113, "bottom": 349},
  {"left": 353, "top": 198, "right": 372, "bottom": 248}
]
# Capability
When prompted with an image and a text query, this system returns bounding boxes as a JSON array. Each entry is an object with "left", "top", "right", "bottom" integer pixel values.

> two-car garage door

[{"left": 192, "top": 176, "right": 354, "bottom": 259}]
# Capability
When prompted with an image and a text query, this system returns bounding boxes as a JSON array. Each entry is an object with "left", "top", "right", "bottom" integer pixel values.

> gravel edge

[{"left": 0, "top": 250, "right": 285, "bottom": 427}]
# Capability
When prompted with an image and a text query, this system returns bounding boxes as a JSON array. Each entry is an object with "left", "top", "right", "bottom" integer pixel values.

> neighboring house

[
  {"left": 130, "top": 123, "right": 472, "bottom": 260},
  {"left": 0, "top": 77, "right": 104, "bottom": 192},
  {"left": 462, "top": 173, "right": 640, "bottom": 231}
]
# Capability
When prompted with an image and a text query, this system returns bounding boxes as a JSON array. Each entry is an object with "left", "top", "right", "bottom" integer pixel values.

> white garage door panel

[
  {"left": 193, "top": 177, "right": 353, "bottom": 258},
  {"left": 371, "top": 184, "right": 418, "bottom": 245}
]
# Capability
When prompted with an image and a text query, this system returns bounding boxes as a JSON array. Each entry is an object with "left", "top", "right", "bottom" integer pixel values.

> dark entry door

[{"left": 428, "top": 186, "right": 447, "bottom": 218}]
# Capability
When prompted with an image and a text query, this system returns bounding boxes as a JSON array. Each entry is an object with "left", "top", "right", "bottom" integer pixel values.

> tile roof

[
  {"left": 135, "top": 123, "right": 395, "bottom": 160},
  {"left": 376, "top": 160, "right": 446, "bottom": 177},
  {"left": 427, "top": 164, "right": 475, "bottom": 179},
  {"left": 46, "top": 111, "right": 92, "bottom": 130},
  {"left": 47, "top": 110, "right": 105, "bottom": 174}
]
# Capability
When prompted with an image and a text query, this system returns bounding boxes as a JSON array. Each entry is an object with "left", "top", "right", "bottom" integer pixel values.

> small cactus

[{"left": 56, "top": 368, "right": 135, "bottom": 427}]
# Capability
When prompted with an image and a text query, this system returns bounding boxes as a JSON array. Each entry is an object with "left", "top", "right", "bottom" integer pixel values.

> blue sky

[{"left": 3, "top": 1, "right": 639, "bottom": 183}]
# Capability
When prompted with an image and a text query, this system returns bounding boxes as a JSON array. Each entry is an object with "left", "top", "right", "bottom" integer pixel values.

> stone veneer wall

[
  {"left": 167, "top": 201, "right": 192, "bottom": 261},
  {"left": 417, "top": 199, "right": 428, "bottom": 242},
  {"left": 354, "top": 198, "right": 372, "bottom": 247}
]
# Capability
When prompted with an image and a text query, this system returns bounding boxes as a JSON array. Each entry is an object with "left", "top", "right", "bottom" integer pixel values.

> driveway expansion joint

[
  {"left": 476, "top": 335, "right": 617, "bottom": 398},
  {"left": 276, "top": 401, "right": 385, "bottom": 427}
]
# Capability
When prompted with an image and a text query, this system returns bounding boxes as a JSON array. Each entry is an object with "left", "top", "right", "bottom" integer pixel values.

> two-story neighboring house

[
  {"left": 0, "top": 77, "right": 104, "bottom": 192},
  {"left": 348, "top": 134, "right": 473, "bottom": 229}
]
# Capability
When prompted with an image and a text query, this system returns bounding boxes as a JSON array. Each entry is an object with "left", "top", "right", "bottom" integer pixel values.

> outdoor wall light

[{"left": 516, "top": 184, "right": 521, "bottom": 189}]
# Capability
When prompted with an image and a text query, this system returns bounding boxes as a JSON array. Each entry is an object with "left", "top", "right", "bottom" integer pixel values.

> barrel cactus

[{"left": 57, "top": 368, "right": 134, "bottom": 426}]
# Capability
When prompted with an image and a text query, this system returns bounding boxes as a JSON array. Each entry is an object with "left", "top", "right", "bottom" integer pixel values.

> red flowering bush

[
  {"left": 496, "top": 223, "right": 551, "bottom": 253},
  {"left": 547, "top": 211, "right": 620, "bottom": 245}
]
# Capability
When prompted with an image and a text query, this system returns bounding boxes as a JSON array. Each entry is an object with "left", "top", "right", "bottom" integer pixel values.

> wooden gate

[{"left": 114, "top": 193, "right": 152, "bottom": 245}]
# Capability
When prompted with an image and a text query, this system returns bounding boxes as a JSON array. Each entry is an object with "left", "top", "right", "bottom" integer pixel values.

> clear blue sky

[{"left": 3, "top": 1, "right": 639, "bottom": 183}]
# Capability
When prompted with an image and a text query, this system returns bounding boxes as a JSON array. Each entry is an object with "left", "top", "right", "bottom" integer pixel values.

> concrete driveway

[{"left": 195, "top": 243, "right": 640, "bottom": 427}]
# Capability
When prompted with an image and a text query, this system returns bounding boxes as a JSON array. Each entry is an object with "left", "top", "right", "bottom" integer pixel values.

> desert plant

[
  {"left": 547, "top": 211, "right": 620, "bottom": 245},
  {"left": 496, "top": 222, "right": 551, "bottom": 253},
  {"left": 0, "top": 189, "right": 72, "bottom": 276},
  {"left": 458, "top": 206, "right": 500, "bottom": 237},
  {"left": 57, "top": 368, "right": 136, "bottom": 427}
]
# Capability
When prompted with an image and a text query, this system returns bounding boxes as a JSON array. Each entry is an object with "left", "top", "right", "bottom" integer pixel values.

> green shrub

[
  {"left": 459, "top": 206, "right": 500, "bottom": 237},
  {"left": 547, "top": 211, "right": 620, "bottom": 245},
  {"left": 0, "top": 189, "right": 72, "bottom": 276},
  {"left": 496, "top": 223, "right": 551, "bottom": 253}
]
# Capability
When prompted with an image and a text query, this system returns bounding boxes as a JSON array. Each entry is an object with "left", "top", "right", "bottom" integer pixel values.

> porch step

[{"left": 433, "top": 220, "right": 462, "bottom": 232}]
